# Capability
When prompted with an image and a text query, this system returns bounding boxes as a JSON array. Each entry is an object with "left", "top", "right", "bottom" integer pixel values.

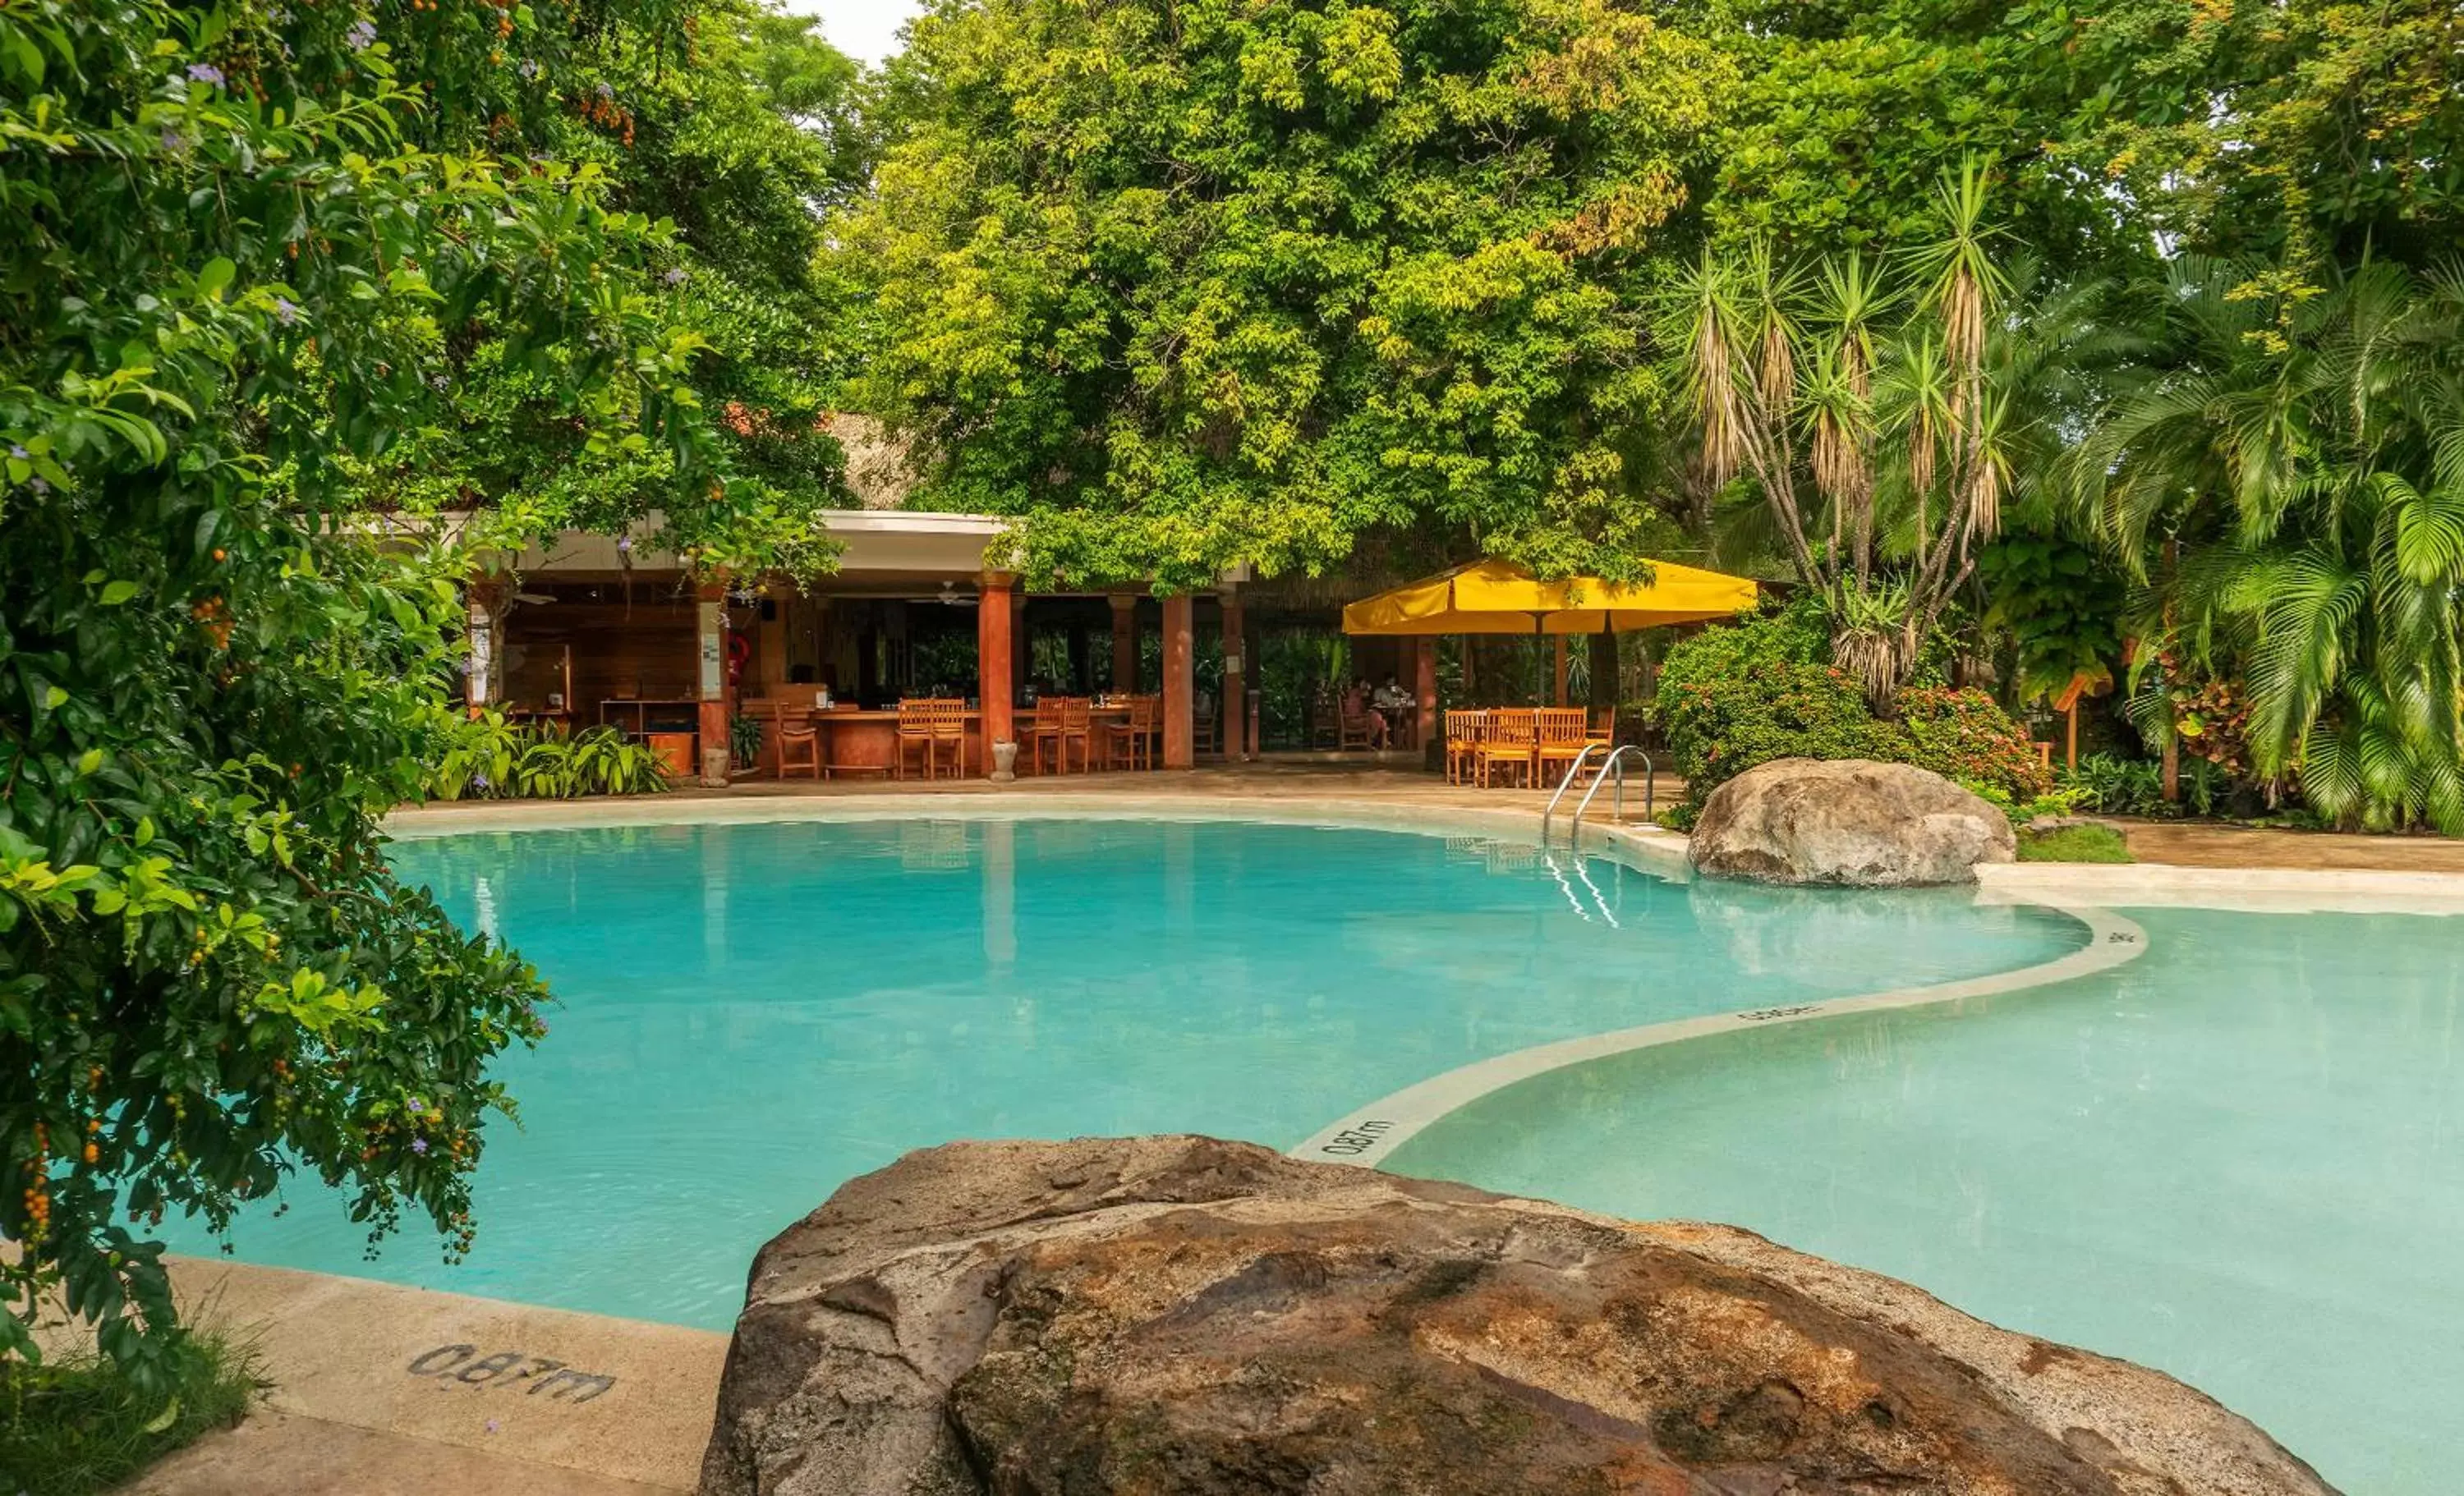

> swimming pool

[
  {"left": 165, "top": 813, "right": 2459, "bottom": 1493},
  {"left": 1388, "top": 904, "right": 2464, "bottom": 1496},
  {"left": 169, "top": 816, "right": 2080, "bottom": 1325}
]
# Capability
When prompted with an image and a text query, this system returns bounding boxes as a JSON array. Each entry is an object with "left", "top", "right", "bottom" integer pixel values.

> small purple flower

[
  {"left": 411, "top": 1136, "right": 430, "bottom": 1154},
  {"left": 662, "top": 267, "right": 687, "bottom": 287},
  {"left": 614, "top": 535, "right": 633, "bottom": 556},
  {"left": 471, "top": 772, "right": 490, "bottom": 790},
  {"left": 161, "top": 128, "right": 189, "bottom": 154},
  {"left": 28, "top": 478, "right": 49, "bottom": 495},
  {"left": 274, "top": 297, "right": 299, "bottom": 326},
  {"left": 346, "top": 18, "right": 378, "bottom": 51},
  {"left": 186, "top": 62, "right": 224, "bottom": 86},
  {"left": 408, "top": 1096, "right": 426, "bottom": 1112},
  {"left": 7, "top": 445, "right": 25, "bottom": 461},
  {"left": 595, "top": 80, "right": 614, "bottom": 101},
  {"left": 517, "top": 58, "right": 540, "bottom": 80}
]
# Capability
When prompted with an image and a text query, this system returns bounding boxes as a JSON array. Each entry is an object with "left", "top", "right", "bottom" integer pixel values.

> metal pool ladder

[{"left": 1540, "top": 743, "right": 1653, "bottom": 846}]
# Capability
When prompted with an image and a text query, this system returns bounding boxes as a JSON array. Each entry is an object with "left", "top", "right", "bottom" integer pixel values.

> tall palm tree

[{"left": 2075, "top": 258, "right": 2464, "bottom": 832}]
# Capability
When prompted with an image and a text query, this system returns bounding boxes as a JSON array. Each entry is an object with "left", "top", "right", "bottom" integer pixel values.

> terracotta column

[
  {"left": 1110, "top": 594, "right": 1138, "bottom": 692},
  {"left": 1162, "top": 593, "right": 1194, "bottom": 769},
  {"left": 1221, "top": 587, "right": 1246, "bottom": 761},
  {"left": 695, "top": 577, "right": 732, "bottom": 787},
  {"left": 978, "top": 571, "right": 1016, "bottom": 775},
  {"left": 1414, "top": 635, "right": 1438, "bottom": 750}
]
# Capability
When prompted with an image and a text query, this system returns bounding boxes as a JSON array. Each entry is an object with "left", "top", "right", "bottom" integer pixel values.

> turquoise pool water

[
  {"left": 1388, "top": 906, "right": 2464, "bottom": 1496},
  {"left": 168, "top": 817, "right": 2080, "bottom": 1326}
]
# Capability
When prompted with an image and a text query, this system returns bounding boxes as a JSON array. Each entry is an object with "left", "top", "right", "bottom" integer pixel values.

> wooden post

[
  {"left": 1552, "top": 635, "right": 1569, "bottom": 707},
  {"left": 1221, "top": 587, "right": 1247, "bottom": 761},
  {"left": 1414, "top": 635, "right": 1438, "bottom": 750},
  {"left": 978, "top": 571, "right": 1016, "bottom": 773},
  {"left": 1110, "top": 594, "right": 1138, "bottom": 692},
  {"left": 695, "top": 577, "right": 732, "bottom": 787},
  {"left": 465, "top": 577, "right": 504, "bottom": 717},
  {"left": 1588, "top": 628, "right": 1618, "bottom": 717},
  {"left": 1162, "top": 593, "right": 1194, "bottom": 769},
  {"left": 2066, "top": 699, "right": 2080, "bottom": 771}
]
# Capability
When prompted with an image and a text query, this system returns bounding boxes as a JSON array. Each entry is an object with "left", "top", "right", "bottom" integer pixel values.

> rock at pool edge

[
  {"left": 696, "top": 1136, "right": 2335, "bottom": 1496},
  {"left": 1691, "top": 756, "right": 2017, "bottom": 886}
]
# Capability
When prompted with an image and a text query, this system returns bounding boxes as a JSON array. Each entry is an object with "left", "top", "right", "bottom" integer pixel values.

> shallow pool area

[
  {"left": 1388, "top": 906, "right": 2464, "bottom": 1496},
  {"left": 168, "top": 816, "right": 2079, "bottom": 1325}
]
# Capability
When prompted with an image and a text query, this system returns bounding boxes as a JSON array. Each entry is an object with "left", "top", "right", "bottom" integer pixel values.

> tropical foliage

[
  {"left": 425, "top": 716, "right": 671, "bottom": 801},
  {"left": 0, "top": 0, "right": 853, "bottom": 1386},
  {"left": 2075, "top": 259, "right": 2464, "bottom": 833},
  {"left": 1669, "top": 166, "right": 2028, "bottom": 704}
]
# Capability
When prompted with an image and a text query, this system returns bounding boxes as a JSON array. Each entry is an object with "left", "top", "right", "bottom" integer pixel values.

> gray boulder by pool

[{"left": 1691, "top": 758, "right": 2017, "bottom": 886}]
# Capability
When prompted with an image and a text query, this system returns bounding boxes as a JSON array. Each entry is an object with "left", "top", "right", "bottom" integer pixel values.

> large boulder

[
  {"left": 698, "top": 1136, "right": 2331, "bottom": 1496},
  {"left": 1691, "top": 757, "right": 2016, "bottom": 886}
]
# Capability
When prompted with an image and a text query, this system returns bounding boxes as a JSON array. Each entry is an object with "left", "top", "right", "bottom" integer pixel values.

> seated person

[{"left": 1341, "top": 681, "right": 1390, "bottom": 749}]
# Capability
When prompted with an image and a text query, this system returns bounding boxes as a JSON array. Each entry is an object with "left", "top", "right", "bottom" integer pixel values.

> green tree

[
  {"left": 344, "top": 0, "right": 869, "bottom": 568},
  {"left": 0, "top": 0, "right": 825, "bottom": 1385},
  {"left": 2074, "top": 257, "right": 2464, "bottom": 831},
  {"left": 842, "top": 0, "right": 1732, "bottom": 590}
]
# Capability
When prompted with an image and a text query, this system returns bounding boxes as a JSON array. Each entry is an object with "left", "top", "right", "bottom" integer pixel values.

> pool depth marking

[{"left": 1294, "top": 902, "right": 2149, "bottom": 1171}]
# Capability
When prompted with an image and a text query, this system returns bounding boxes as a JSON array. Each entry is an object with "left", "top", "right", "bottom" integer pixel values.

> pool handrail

[{"left": 1540, "top": 743, "right": 1653, "bottom": 845}]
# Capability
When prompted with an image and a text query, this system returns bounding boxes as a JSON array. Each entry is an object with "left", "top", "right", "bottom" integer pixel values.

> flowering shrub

[
  {"left": 1657, "top": 607, "right": 2049, "bottom": 815},
  {"left": 1896, "top": 687, "right": 2053, "bottom": 798}
]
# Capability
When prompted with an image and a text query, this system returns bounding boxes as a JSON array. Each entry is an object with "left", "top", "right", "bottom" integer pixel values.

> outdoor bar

[{"left": 467, "top": 510, "right": 1262, "bottom": 782}]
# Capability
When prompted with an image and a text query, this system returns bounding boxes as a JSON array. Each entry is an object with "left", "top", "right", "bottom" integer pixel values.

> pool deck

[{"left": 117, "top": 766, "right": 2464, "bottom": 1494}]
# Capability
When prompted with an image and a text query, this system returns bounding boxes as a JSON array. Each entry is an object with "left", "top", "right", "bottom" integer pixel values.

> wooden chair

[
  {"left": 1308, "top": 690, "right": 1340, "bottom": 749},
  {"left": 894, "top": 698, "right": 939, "bottom": 780},
  {"left": 1193, "top": 695, "right": 1220, "bottom": 757},
  {"left": 1032, "top": 697, "right": 1092, "bottom": 773},
  {"left": 1104, "top": 694, "right": 1158, "bottom": 770},
  {"left": 1586, "top": 706, "right": 1617, "bottom": 754},
  {"left": 1535, "top": 707, "right": 1590, "bottom": 787},
  {"left": 770, "top": 700, "right": 821, "bottom": 780},
  {"left": 1444, "top": 709, "right": 1489, "bottom": 786},
  {"left": 928, "top": 697, "right": 968, "bottom": 778},
  {"left": 1338, "top": 693, "right": 1380, "bottom": 751},
  {"left": 1060, "top": 696, "right": 1093, "bottom": 773},
  {"left": 1476, "top": 707, "right": 1538, "bottom": 788}
]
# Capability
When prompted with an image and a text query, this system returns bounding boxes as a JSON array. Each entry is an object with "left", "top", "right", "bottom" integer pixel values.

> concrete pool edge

[
  {"left": 34, "top": 1253, "right": 728, "bottom": 1493},
  {"left": 386, "top": 790, "right": 2464, "bottom": 912},
  {"left": 1290, "top": 901, "right": 2150, "bottom": 1169}
]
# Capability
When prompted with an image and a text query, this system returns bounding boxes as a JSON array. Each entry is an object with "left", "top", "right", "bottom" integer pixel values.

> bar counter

[{"left": 744, "top": 700, "right": 1143, "bottom": 778}]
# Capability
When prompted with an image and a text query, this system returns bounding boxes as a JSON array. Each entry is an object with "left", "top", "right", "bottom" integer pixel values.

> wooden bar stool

[
  {"left": 894, "top": 699, "right": 938, "bottom": 780},
  {"left": 771, "top": 700, "right": 821, "bottom": 780}
]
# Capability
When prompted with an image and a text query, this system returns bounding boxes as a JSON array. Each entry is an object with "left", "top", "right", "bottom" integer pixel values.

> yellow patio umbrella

[{"left": 1341, "top": 558, "right": 1756, "bottom": 636}]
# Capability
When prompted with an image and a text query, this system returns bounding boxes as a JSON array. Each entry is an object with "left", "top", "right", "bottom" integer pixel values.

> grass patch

[
  {"left": 2018, "top": 823, "right": 2135, "bottom": 863},
  {"left": 1, "top": 1333, "right": 260, "bottom": 1496}
]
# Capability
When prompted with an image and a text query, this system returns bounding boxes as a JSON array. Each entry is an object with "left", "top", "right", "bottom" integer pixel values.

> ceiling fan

[{"left": 901, "top": 581, "right": 981, "bottom": 608}]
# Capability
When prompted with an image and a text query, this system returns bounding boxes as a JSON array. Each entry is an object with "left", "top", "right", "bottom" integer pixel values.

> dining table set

[{"left": 1443, "top": 706, "right": 1616, "bottom": 789}]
